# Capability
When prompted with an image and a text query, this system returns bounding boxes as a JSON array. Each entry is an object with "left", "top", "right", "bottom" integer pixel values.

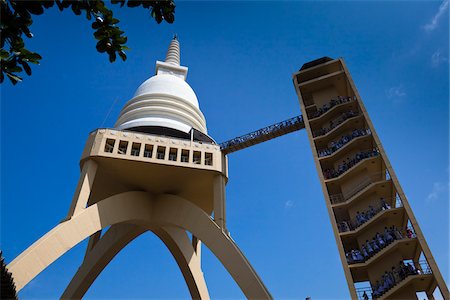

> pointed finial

[{"left": 165, "top": 35, "right": 180, "bottom": 66}]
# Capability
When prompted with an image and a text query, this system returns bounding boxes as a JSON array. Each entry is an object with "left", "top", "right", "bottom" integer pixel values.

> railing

[
  {"left": 356, "top": 287, "right": 374, "bottom": 300},
  {"left": 312, "top": 110, "right": 360, "bottom": 138},
  {"left": 323, "top": 149, "right": 379, "bottom": 180},
  {"left": 337, "top": 197, "right": 403, "bottom": 233},
  {"left": 329, "top": 171, "right": 391, "bottom": 205},
  {"left": 105, "top": 143, "right": 114, "bottom": 153},
  {"left": 302, "top": 93, "right": 314, "bottom": 107},
  {"left": 318, "top": 128, "right": 371, "bottom": 158},
  {"left": 370, "top": 260, "right": 431, "bottom": 299},
  {"left": 308, "top": 96, "right": 356, "bottom": 119},
  {"left": 219, "top": 115, "right": 305, "bottom": 155},
  {"left": 345, "top": 226, "right": 415, "bottom": 265},
  {"left": 355, "top": 259, "right": 431, "bottom": 300}
]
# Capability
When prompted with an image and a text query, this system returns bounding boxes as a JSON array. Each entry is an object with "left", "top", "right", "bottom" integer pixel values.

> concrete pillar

[
  {"left": 66, "top": 160, "right": 98, "bottom": 219},
  {"left": 213, "top": 174, "right": 226, "bottom": 230}
]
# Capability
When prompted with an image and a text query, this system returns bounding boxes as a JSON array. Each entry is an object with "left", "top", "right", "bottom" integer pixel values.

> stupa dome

[
  {"left": 133, "top": 74, "right": 199, "bottom": 108},
  {"left": 115, "top": 37, "right": 208, "bottom": 135}
]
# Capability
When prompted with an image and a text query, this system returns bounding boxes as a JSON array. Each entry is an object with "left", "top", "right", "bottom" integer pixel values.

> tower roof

[{"left": 299, "top": 57, "right": 334, "bottom": 71}]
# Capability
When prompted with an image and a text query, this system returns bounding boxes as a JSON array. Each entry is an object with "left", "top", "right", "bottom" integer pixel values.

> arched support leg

[
  {"left": 153, "top": 227, "right": 210, "bottom": 299},
  {"left": 83, "top": 230, "right": 101, "bottom": 260},
  {"left": 61, "top": 223, "right": 145, "bottom": 299},
  {"left": 8, "top": 192, "right": 153, "bottom": 291},
  {"left": 62, "top": 224, "right": 210, "bottom": 300},
  {"left": 152, "top": 194, "right": 272, "bottom": 299},
  {"left": 8, "top": 191, "right": 271, "bottom": 299}
]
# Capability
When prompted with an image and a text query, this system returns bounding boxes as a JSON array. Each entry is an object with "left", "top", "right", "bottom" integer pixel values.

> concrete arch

[
  {"left": 61, "top": 223, "right": 209, "bottom": 299},
  {"left": 153, "top": 226, "right": 210, "bottom": 299},
  {"left": 8, "top": 191, "right": 271, "bottom": 299},
  {"left": 61, "top": 223, "right": 145, "bottom": 299}
]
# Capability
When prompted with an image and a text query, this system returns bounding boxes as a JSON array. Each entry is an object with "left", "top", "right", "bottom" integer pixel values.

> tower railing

[
  {"left": 323, "top": 149, "right": 380, "bottom": 181},
  {"left": 318, "top": 128, "right": 372, "bottom": 158},
  {"left": 307, "top": 96, "right": 356, "bottom": 120},
  {"left": 312, "top": 110, "right": 360, "bottom": 138},
  {"left": 345, "top": 226, "right": 416, "bottom": 265},
  {"left": 337, "top": 197, "right": 403, "bottom": 233},
  {"left": 329, "top": 170, "right": 391, "bottom": 205},
  {"left": 355, "top": 260, "right": 432, "bottom": 300}
]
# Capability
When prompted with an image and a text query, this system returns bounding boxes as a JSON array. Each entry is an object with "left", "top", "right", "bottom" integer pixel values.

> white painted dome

[
  {"left": 133, "top": 74, "right": 199, "bottom": 108},
  {"left": 115, "top": 37, "right": 207, "bottom": 134}
]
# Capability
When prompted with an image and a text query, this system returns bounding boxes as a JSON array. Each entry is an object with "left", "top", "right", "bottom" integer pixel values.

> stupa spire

[{"left": 165, "top": 35, "right": 180, "bottom": 66}]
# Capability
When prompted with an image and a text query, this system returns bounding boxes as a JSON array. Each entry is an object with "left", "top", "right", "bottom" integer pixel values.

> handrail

[
  {"left": 345, "top": 226, "right": 415, "bottom": 266},
  {"left": 330, "top": 171, "right": 390, "bottom": 205},
  {"left": 312, "top": 110, "right": 360, "bottom": 138},
  {"left": 355, "top": 259, "right": 431, "bottom": 300},
  {"left": 337, "top": 196, "right": 403, "bottom": 233},
  {"left": 219, "top": 115, "right": 305, "bottom": 155},
  {"left": 371, "top": 259, "right": 431, "bottom": 299},
  {"left": 307, "top": 96, "right": 356, "bottom": 120},
  {"left": 323, "top": 149, "right": 379, "bottom": 180},
  {"left": 318, "top": 128, "right": 371, "bottom": 158}
]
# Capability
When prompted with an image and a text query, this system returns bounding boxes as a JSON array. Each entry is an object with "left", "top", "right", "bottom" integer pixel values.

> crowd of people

[
  {"left": 318, "top": 128, "right": 372, "bottom": 158},
  {"left": 219, "top": 116, "right": 303, "bottom": 151},
  {"left": 308, "top": 96, "right": 356, "bottom": 119},
  {"left": 323, "top": 149, "right": 379, "bottom": 180},
  {"left": 338, "top": 198, "right": 394, "bottom": 233},
  {"left": 370, "top": 260, "right": 423, "bottom": 299},
  {"left": 345, "top": 226, "right": 416, "bottom": 265},
  {"left": 312, "top": 110, "right": 359, "bottom": 138}
]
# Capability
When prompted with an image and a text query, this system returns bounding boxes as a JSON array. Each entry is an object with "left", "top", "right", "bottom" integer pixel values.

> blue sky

[{"left": 1, "top": 1, "right": 449, "bottom": 299}]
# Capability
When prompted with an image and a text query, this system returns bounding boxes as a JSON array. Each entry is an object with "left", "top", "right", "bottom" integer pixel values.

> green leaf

[
  {"left": 0, "top": 50, "right": 9, "bottom": 59},
  {"left": 94, "top": 30, "right": 107, "bottom": 40},
  {"left": 108, "top": 51, "right": 116, "bottom": 63},
  {"left": 127, "top": 1, "right": 141, "bottom": 8},
  {"left": 25, "top": 2, "right": 45, "bottom": 15},
  {"left": 118, "top": 50, "right": 126, "bottom": 61},
  {"left": 164, "top": 12, "right": 174, "bottom": 23},
  {"left": 71, "top": 3, "right": 82, "bottom": 15},
  {"left": 42, "top": 1, "right": 55, "bottom": 9},
  {"left": 21, "top": 60, "right": 32, "bottom": 75},
  {"left": 7, "top": 65, "right": 23, "bottom": 73},
  {"left": 155, "top": 13, "right": 163, "bottom": 24},
  {"left": 25, "top": 52, "right": 42, "bottom": 62},
  {"left": 6, "top": 72, "right": 22, "bottom": 85},
  {"left": 96, "top": 40, "right": 108, "bottom": 53},
  {"left": 92, "top": 21, "right": 101, "bottom": 30},
  {"left": 114, "top": 36, "right": 127, "bottom": 44},
  {"left": 111, "top": 0, "right": 125, "bottom": 7}
]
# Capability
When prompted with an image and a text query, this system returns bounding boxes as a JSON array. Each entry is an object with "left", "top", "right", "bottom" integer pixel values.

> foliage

[{"left": 0, "top": 0, "right": 175, "bottom": 85}]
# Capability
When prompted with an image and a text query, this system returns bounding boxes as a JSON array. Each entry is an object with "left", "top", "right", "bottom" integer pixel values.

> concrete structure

[
  {"left": 293, "top": 57, "right": 449, "bottom": 300},
  {"left": 7, "top": 37, "right": 271, "bottom": 299}
]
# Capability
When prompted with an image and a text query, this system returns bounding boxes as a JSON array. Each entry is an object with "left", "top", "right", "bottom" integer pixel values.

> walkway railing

[{"left": 219, "top": 116, "right": 305, "bottom": 155}]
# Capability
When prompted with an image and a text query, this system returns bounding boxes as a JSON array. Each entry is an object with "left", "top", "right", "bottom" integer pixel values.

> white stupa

[{"left": 115, "top": 36, "right": 211, "bottom": 141}]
